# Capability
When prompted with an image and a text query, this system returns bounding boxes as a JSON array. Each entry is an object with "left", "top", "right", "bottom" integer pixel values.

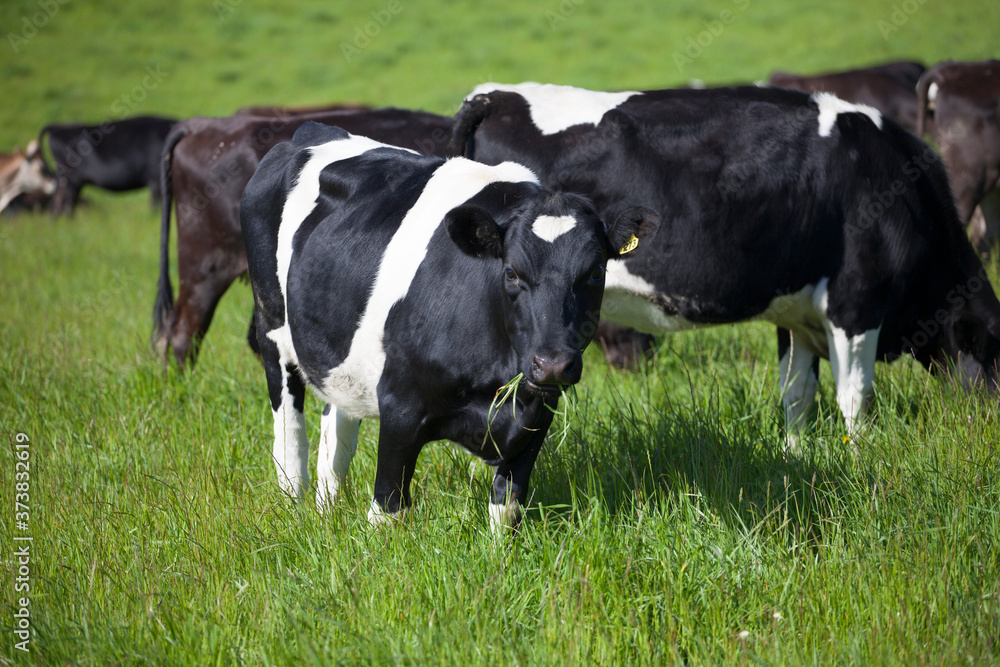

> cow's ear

[
  {"left": 606, "top": 207, "right": 659, "bottom": 258},
  {"left": 445, "top": 205, "right": 502, "bottom": 258},
  {"left": 25, "top": 140, "right": 40, "bottom": 158}
]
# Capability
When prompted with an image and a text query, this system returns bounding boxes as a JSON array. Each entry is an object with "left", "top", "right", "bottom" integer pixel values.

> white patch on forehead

[
  {"left": 316, "top": 157, "right": 539, "bottom": 417},
  {"left": 812, "top": 92, "right": 883, "bottom": 137},
  {"left": 532, "top": 214, "right": 577, "bottom": 242},
  {"left": 468, "top": 82, "right": 642, "bottom": 136}
]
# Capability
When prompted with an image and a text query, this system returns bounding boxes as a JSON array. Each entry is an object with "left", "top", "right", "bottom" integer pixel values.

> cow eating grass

[
  {"left": 450, "top": 82, "right": 1000, "bottom": 447},
  {"left": 240, "top": 122, "right": 656, "bottom": 528}
]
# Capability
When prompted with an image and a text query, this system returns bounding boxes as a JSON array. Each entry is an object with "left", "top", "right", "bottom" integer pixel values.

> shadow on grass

[{"left": 527, "top": 355, "right": 881, "bottom": 549}]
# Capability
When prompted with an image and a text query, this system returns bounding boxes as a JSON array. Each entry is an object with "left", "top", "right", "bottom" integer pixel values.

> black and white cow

[
  {"left": 241, "top": 122, "right": 655, "bottom": 527},
  {"left": 450, "top": 82, "right": 1000, "bottom": 444}
]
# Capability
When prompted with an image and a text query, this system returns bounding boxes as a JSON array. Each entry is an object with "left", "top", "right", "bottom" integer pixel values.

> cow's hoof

[
  {"left": 488, "top": 498, "right": 522, "bottom": 534},
  {"left": 368, "top": 500, "right": 406, "bottom": 527}
]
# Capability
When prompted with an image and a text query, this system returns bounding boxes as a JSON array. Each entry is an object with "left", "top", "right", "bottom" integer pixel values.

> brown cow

[
  {"left": 152, "top": 107, "right": 454, "bottom": 367},
  {"left": 0, "top": 141, "right": 56, "bottom": 213},
  {"left": 917, "top": 59, "right": 1000, "bottom": 254},
  {"left": 769, "top": 61, "right": 926, "bottom": 132}
]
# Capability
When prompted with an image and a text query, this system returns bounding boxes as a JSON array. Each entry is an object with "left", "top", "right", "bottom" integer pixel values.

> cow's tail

[
  {"left": 914, "top": 68, "right": 942, "bottom": 139},
  {"left": 447, "top": 94, "right": 493, "bottom": 158},
  {"left": 151, "top": 122, "right": 189, "bottom": 359}
]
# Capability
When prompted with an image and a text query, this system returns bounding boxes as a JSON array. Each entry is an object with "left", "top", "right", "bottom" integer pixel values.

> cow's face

[
  {"left": 446, "top": 193, "right": 658, "bottom": 395},
  {"left": 923, "top": 307, "right": 1000, "bottom": 395},
  {"left": 942, "top": 317, "right": 1000, "bottom": 395},
  {"left": 18, "top": 141, "right": 56, "bottom": 196}
]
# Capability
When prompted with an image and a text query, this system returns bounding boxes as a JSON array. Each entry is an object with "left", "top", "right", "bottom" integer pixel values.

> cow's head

[
  {"left": 445, "top": 187, "right": 658, "bottom": 395},
  {"left": 936, "top": 313, "right": 1000, "bottom": 395},
  {"left": 913, "top": 276, "right": 1000, "bottom": 395}
]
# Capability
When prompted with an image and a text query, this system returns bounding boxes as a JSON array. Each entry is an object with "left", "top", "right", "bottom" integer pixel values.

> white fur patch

[
  {"left": 488, "top": 497, "right": 522, "bottom": 533},
  {"left": 316, "top": 157, "right": 540, "bottom": 418},
  {"left": 601, "top": 260, "right": 704, "bottom": 332},
  {"left": 468, "top": 82, "right": 641, "bottom": 136},
  {"left": 532, "top": 214, "right": 577, "bottom": 242},
  {"left": 812, "top": 92, "right": 883, "bottom": 137},
  {"left": 927, "top": 82, "right": 939, "bottom": 105},
  {"left": 760, "top": 279, "right": 830, "bottom": 356}
]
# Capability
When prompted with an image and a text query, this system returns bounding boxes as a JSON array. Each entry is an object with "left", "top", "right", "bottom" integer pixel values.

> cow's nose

[{"left": 530, "top": 353, "right": 582, "bottom": 386}]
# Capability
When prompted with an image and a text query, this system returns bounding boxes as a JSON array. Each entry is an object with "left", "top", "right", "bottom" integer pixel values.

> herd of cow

[{"left": 4, "top": 59, "right": 999, "bottom": 529}]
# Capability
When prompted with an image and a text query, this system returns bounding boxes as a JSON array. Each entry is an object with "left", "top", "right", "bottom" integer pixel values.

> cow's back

[{"left": 242, "top": 126, "right": 443, "bottom": 393}]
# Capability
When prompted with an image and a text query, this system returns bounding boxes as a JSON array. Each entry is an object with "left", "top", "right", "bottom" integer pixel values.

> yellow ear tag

[{"left": 619, "top": 234, "right": 639, "bottom": 255}]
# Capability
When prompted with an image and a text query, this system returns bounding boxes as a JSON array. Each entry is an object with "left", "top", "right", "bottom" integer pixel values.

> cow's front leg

[
  {"left": 368, "top": 414, "right": 423, "bottom": 526},
  {"left": 316, "top": 404, "right": 361, "bottom": 512},
  {"left": 489, "top": 427, "right": 547, "bottom": 533},
  {"left": 826, "top": 323, "right": 881, "bottom": 436}
]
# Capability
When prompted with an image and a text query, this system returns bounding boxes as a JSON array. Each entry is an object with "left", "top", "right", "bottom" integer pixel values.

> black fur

[{"left": 451, "top": 84, "right": 1000, "bottom": 396}]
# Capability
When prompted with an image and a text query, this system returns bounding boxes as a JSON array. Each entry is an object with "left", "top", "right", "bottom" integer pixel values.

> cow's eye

[
  {"left": 588, "top": 266, "right": 606, "bottom": 283},
  {"left": 504, "top": 266, "right": 518, "bottom": 282}
]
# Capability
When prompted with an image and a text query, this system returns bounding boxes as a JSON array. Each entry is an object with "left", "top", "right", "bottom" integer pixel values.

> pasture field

[{"left": 2, "top": 0, "right": 1000, "bottom": 663}]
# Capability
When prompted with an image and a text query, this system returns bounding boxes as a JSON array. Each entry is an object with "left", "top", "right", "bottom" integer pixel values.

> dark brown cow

[
  {"left": 917, "top": 59, "right": 1000, "bottom": 254},
  {"left": 769, "top": 61, "right": 926, "bottom": 132},
  {"left": 0, "top": 141, "right": 56, "bottom": 213},
  {"left": 152, "top": 107, "right": 454, "bottom": 367}
]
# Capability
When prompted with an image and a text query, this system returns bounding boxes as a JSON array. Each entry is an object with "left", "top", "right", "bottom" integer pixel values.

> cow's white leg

[
  {"left": 316, "top": 404, "right": 361, "bottom": 512},
  {"left": 779, "top": 331, "right": 819, "bottom": 451},
  {"left": 272, "top": 367, "right": 309, "bottom": 499},
  {"left": 825, "top": 323, "right": 881, "bottom": 436},
  {"left": 488, "top": 486, "right": 522, "bottom": 534}
]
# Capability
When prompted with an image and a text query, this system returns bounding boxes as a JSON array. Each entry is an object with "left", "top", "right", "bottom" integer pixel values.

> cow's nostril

[{"left": 531, "top": 353, "right": 579, "bottom": 385}]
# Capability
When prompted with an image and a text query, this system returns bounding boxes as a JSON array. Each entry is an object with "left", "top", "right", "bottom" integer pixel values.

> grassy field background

[{"left": 2, "top": 0, "right": 1000, "bottom": 664}]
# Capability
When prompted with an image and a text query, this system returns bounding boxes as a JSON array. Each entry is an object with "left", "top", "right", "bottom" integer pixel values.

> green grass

[{"left": 3, "top": 1, "right": 1000, "bottom": 664}]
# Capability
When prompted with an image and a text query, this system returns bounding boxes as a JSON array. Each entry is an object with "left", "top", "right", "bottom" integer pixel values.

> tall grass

[{"left": 3, "top": 0, "right": 1000, "bottom": 663}]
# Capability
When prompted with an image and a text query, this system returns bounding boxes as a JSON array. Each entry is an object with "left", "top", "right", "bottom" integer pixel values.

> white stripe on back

[{"left": 468, "top": 82, "right": 641, "bottom": 135}]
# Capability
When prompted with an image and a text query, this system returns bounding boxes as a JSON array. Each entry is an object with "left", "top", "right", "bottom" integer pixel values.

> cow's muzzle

[{"left": 527, "top": 352, "right": 582, "bottom": 392}]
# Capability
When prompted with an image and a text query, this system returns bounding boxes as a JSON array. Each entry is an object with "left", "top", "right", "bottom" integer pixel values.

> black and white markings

[
  {"left": 452, "top": 82, "right": 1000, "bottom": 442},
  {"left": 466, "top": 82, "right": 640, "bottom": 135},
  {"left": 242, "top": 122, "right": 655, "bottom": 528}
]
